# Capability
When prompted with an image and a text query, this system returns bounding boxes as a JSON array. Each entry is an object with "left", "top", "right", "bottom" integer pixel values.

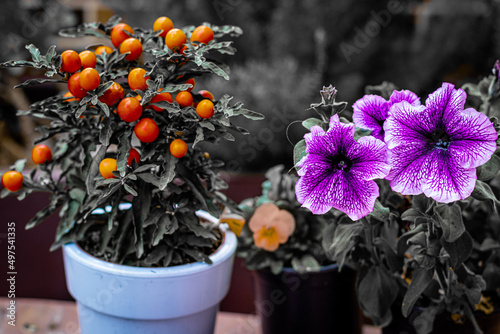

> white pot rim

[{"left": 63, "top": 211, "right": 237, "bottom": 279}]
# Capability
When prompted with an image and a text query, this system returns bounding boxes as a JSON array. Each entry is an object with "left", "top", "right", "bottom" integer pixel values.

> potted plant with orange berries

[
  {"left": 236, "top": 165, "right": 361, "bottom": 334},
  {"left": 0, "top": 15, "right": 262, "bottom": 334}
]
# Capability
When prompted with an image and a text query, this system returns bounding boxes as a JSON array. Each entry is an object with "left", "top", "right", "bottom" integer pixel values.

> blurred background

[
  {"left": 0, "top": 0, "right": 498, "bottom": 314},
  {"left": 0, "top": 0, "right": 498, "bottom": 173}
]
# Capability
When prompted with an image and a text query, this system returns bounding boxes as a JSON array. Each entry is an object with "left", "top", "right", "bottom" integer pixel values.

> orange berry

[
  {"left": 61, "top": 50, "right": 81, "bottom": 73},
  {"left": 67, "top": 72, "right": 88, "bottom": 99},
  {"left": 120, "top": 38, "right": 142, "bottom": 61},
  {"left": 170, "top": 139, "right": 188, "bottom": 158},
  {"left": 198, "top": 90, "right": 214, "bottom": 101},
  {"left": 78, "top": 68, "right": 100, "bottom": 91},
  {"left": 128, "top": 68, "right": 150, "bottom": 91},
  {"left": 175, "top": 91, "right": 193, "bottom": 108},
  {"left": 150, "top": 92, "right": 173, "bottom": 112},
  {"left": 99, "top": 82, "right": 124, "bottom": 106},
  {"left": 196, "top": 99, "right": 215, "bottom": 119},
  {"left": 99, "top": 158, "right": 117, "bottom": 179},
  {"left": 190, "top": 25, "right": 214, "bottom": 44},
  {"left": 63, "top": 92, "right": 78, "bottom": 102},
  {"left": 128, "top": 148, "right": 140, "bottom": 165},
  {"left": 79, "top": 50, "right": 97, "bottom": 68},
  {"left": 31, "top": 144, "right": 53, "bottom": 164},
  {"left": 2, "top": 171, "right": 23, "bottom": 192},
  {"left": 185, "top": 78, "right": 195, "bottom": 92},
  {"left": 153, "top": 17, "right": 174, "bottom": 38},
  {"left": 165, "top": 28, "right": 187, "bottom": 52},
  {"left": 95, "top": 46, "right": 113, "bottom": 55},
  {"left": 110, "top": 23, "right": 134, "bottom": 48},
  {"left": 117, "top": 97, "right": 143, "bottom": 122},
  {"left": 135, "top": 94, "right": 142, "bottom": 101},
  {"left": 134, "top": 118, "right": 159, "bottom": 143}
]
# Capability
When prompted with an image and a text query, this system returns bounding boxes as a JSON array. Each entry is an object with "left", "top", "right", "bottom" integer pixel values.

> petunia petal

[
  {"left": 295, "top": 155, "right": 338, "bottom": 214},
  {"left": 384, "top": 101, "right": 431, "bottom": 149},
  {"left": 329, "top": 175, "right": 380, "bottom": 221},
  {"left": 248, "top": 203, "right": 279, "bottom": 232},
  {"left": 349, "top": 136, "right": 391, "bottom": 181},
  {"left": 352, "top": 95, "right": 389, "bottom": 141},
  {"left": 446, "top": 108, "right": 498, "bottom": 169},
  {"left": 425, "top": 82, "right": 466, "bottom": 125},
  {"left": 386, "top": 143, "right": 432, "bottom": 195},
  {"left": 389, "top": 90, "right": 421, "bottom": 106},
  {"left": 421, "top": 151, "right": 477, "bottom": 203}
]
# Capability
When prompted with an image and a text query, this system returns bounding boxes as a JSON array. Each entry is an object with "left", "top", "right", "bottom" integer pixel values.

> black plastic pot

[{"left": 250, "top": 264, "right": 361, "bottom": 334}]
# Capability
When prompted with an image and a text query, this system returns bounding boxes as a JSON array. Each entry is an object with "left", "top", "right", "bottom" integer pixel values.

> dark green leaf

[
  {"left": 193, "top": 126, "right": 204, "bottom": 147},
  {"left": 322, "top": 220, "right": 363, "bottom": 269},
  {"left": 302, "top": 117, "right": 322, "bottom": 130},
  {"left": 471, "top": 180, "right": 500, "bottom": 215},
  {"left": 99, "top": 117, "right": 112, "bottom": 146},
  {"left": 153, "top": 215, "right": 177, "bottom": 246},
  {"left": 356, "top": 266, "right": 398, "bottom": 327},
  {"left": 201, "top": 61, "right": 229, "bottom": 80},
  {"left": 293, "top": 139, "right": 307, "bottom": 169},
  {"left": 441, "top": 231, "right": 473, "bottom": 270},
  {"left": 25, "top": 196, "right": 62, "bottom": 229},
  {"left": 11, "top": 159, "right": 26, "bottom": 173},
  {"left": 86, "top": 145, "right": 107, "bottom": 194},
  {"left": 402, "top": 267, "right": 434, "bottom": 317},
  {"left": 369, "top": 200, "right": 390, "bottom": 222},
  {"left": 477, "top": 154, "right": 500, "bottom": 181},
  {"left": 123, "top": 183, "right": 138, "bottom": 196},
  {"left": 433, "top": 203, "right": 464, "bottom": 242},
  {"left": 14, "top": 78, "right": 65, "bottom": 89},
  {"left": 291, "top": 255, "right": 321, "bottom": 274},
  {"left": 26, "top": 44, "right": 41, "bottom": 62},
  {"left": 116, "top": 131, "right": 131, "bottom": 177}
]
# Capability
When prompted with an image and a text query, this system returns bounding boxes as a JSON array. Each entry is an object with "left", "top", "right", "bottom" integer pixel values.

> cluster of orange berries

[{"left": 2, "top": 17, "right": 218, "bottom": 191}]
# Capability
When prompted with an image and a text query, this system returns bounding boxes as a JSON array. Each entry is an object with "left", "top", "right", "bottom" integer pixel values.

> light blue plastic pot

[{"left": 63, "top": 212, "right": 237, "bottom": 334}]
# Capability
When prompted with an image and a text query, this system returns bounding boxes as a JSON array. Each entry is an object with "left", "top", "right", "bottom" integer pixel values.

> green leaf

[
  {"left": 123, "top": 183, "right": 138, "bottom": 196},
  {"left": 193, "top": 126, "right": 204, "bottom": 147},
  {"left": 86, "top": 145, "right": 107, "bottom": 194},
  {"left": 228, "top": 107, "right": 265, "bottom": 120},
  {"left": 11, "top": 159, "right": 26, "bottom": 173},
  {"left": 153, "top": 215, "right": 177, "bottom": 246},
  {"left": 26, "top": 44, "right": 41, "bottom": 62},
  {"left": 25, "top": 196, "right": 63, "bottom": 229},
  {"left": 471, "top": 180, "right": 500, "bottom": 215},
  {"left": 45, "top": 45, "right": 57, "bottom": 63},
  {"left": 116, "top": 131, "right": 131, "bottom": 177},
  {"left": 433, "top": 203, "right": 464, "bottom": 242},
  {"left": 180, "top": 213, "right": 216, "bottom": 240},
  {"left": 159, "top": 153, "right": 176, "bottom": 191},
  {"left": 477, "top": 154, "right": 500, "bottom": 181},
  {"left": 99, "top": 117, "right": 112, "bottom": 146},
  {"left": 441, "top": 231, "right": 473, "bottom": 270},
  {"left": 356, "top": 266, "right": 398, "bottom": 327},
  {"left": 161, "top": 84, "right": 193, "bottom": 93},
  {"left": 293, "top": 139, "right": 307, "bottom": 169},
  {"left": 199, "top": 121, "right": 215, "bottom": 131},
  {"left": 59, "top": 25, "right": 107, "bottom": 39},
  {"left": 291, "top": 255, "right": 321, "bottom": 274},
  {"left": 322, "top": 220, "right": 363, "bottom": 269},
  {"left": 201, "top": 61, "right": 229, "bottom": 80},
  {"left": 402, "top": 267, "right": 434, "bottom": 317},
  {"left": 369, "top": 200, "right": 390, "bottom": 222},
  {"left": 14, "top": 78, "right": 65, "bottom": 89},
  {"left": 302, "top": 117, "right": 322, "bottom": 130}
]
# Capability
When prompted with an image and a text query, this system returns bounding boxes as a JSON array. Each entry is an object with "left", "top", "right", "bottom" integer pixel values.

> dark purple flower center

[
  {"left": 330, "top": 155, "right": 352, "bottom": 172},
  {"left": 429, "top": 128, "right": 451, "bottom": 150}
]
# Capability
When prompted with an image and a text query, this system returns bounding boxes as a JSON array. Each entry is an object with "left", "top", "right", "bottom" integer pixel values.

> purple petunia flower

[
  {"left": 384, "top": 82, "right": 498, "bottom": 203},
  {"left": 353, "top": 90, "right": 420, "bottom": 141},
  {"left": 295, "top": 115, "right": 391, "bottom": 220}
]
